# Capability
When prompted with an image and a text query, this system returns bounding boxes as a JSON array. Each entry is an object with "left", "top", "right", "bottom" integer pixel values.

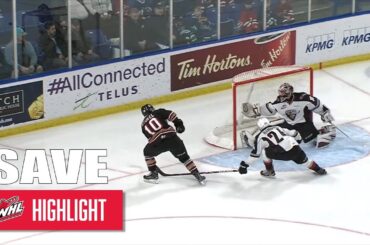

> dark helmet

[
  {"left": 278, "top": 83, "right": 293, "bottom": 101},
  {"left": 141, "top": 104, "right": 154, "bottom": 116}
]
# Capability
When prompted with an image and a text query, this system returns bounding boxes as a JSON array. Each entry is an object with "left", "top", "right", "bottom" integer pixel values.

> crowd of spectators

[
  {"left": 1, "top": 0, "right": 369, "bottom": 80},
  {"left": 221, "top": 0, "right": 295, "bottom": 37}
]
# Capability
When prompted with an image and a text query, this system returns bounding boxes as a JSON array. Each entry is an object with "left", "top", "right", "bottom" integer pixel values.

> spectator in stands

[
  {"left": 144, "top": 1, "right": 170, "bottom": 50},
  {"left": 220, "top": 0, "right": 240, "bottom": 37},
  {"left": 238, "top": 0, "right": 261, "bottom": 34},
  {"left": 266, "top": 0, "right": 278, "bottom": 29},
  {"left": 82, "top": 0, "right": 118, "bottom": 39},
  {"left": 70, "top": 19, "right": 100, "bottom": 64},
  {"left": 198, "top": 0, "right": 217, "bottom": 25},
  {"left": 128, "top": 0, "right": 154, "bottom": 19},
  {"left": 0, "top": 50, "right": 13, "bottom": 80},
  {"left": 173, "top": 17, "right": 198, "bottom": 46},
  {"left": 36, "top": 3, "right": 54, "bottom": 24},
  {"left": 36, "top": 1, "right": 88, "bottom": 21},
  {"left": 70, "top": 0, "right": 89, "bottom": 20},
  {"left": 173, "top": 0, "right": 197, "bottom": 17},
  {"left": 83, "top": 0, "right": 113, "bottom": 18},
  {"left": 39, "top": 21, "right": 68, "bottom": 71},
  {"left": 275, "top": 0, "right": 295, "bottom": 25},
  {"left": 124, "top": 7, "right": 147, "bottom": 54},
  {"left": 187, "top": 4, "right": 216, "bottom": 42},
  {"left": 112, "top": 0, "right": 129, "bottom": 15},
  {"left": 4, "top": 27, "right": 43, "bottom": 76}
]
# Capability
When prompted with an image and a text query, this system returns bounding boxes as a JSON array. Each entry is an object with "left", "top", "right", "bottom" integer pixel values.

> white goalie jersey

[{"left": 259, "top": 92, "right": 329, "bottom": 125}]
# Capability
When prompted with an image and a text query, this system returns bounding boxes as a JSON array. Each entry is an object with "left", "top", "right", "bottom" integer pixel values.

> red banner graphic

[
  {"left": 171, "top": 31, "right": 296, "bottom": 91},
  {"left": 0, "top": 190, "right": 123, "bottom": 230}
]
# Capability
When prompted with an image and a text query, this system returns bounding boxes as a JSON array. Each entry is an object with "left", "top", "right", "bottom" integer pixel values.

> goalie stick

[
  {"left": 156, "top": 167, "right": 238, "bottom": 177},
  {"left": 330, "top": 122, "right": 351, "bottom": 139}
]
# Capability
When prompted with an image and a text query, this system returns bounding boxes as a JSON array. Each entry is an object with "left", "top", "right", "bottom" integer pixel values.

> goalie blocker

[{"left": 241, "top": 82, "right": 336, "bottom": 148}]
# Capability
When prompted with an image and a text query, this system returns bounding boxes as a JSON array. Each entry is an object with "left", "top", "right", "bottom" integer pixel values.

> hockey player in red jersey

[
  {"left": 242, "top": 82, "right": 336, "bottom": 148},
  {"left": 141, "top": 104, "right": 206, "bottom": 185},
  {"left": 238, "top": 118, "right": 327, "bottom": 176}
]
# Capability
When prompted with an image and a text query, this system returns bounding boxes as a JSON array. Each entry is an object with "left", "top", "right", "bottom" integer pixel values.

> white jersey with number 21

[{"left": 251, "top": 126, "right": 299, "bottom": 158}]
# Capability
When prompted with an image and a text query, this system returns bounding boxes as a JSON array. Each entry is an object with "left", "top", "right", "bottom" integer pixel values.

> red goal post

[{"left": 205, "top": 66, "right": 313, "bottom": 150}]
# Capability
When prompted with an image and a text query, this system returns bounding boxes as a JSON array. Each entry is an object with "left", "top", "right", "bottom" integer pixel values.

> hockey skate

[
  {"left": 260, "top": 169, "right": 276, "bottom": 177},
  {"left": 143, "top": 170, "right": 159, "bottom": 184},
  {"left": 314, "top": 167, "right": 327, "bottom": 175},
  {"left": 193, "top": 172, "right": 207, "bottom": 185}
]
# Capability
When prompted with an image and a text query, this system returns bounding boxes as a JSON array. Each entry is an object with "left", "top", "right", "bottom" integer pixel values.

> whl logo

[{"left": 0, "top": 196, "right": 24, "bottom": 222}]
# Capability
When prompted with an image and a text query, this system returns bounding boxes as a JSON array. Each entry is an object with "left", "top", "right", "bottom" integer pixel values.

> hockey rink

[{"left": 1, "top": 60, "right": 370, "bottom": 244}]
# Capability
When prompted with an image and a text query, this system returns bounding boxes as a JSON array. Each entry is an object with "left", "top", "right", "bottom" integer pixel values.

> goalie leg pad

[
  {"left": 316, "top": 133, "right": 334, "bottom": 148},
  {"left": 320, "top": 125, "right": 336, "bottom": 139},
  {"left": 316, "top": 125, "right": 336, "bottom": 148}
]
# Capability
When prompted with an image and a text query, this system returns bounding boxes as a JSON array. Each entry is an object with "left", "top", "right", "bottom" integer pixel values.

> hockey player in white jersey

[
  {"left": 238, "top": 118, "right": 327, "bottom": 176},
  {"left": 242, "top": 83, "right": 336, "bottom": 148}
]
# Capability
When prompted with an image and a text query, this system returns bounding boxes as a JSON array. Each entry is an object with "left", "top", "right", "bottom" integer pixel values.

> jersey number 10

[{"left": 144, "top": 118, "right": 163, "bottom": 135}]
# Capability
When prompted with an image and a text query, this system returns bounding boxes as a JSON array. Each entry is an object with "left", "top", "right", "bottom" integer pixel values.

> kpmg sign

[
  {"left": 342, "top": 27, "right": 370, "bottom": 46},
  {"left": 305, "top": 33, "right": 335, "bottom": 53}
]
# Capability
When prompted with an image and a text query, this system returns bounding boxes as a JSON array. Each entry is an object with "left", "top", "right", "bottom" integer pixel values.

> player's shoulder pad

[
  {"left": 271, "top": 97, "right": 280, "bottom": 105},
  {"left": 154, "top": 108, "right": 174, "bottom": 119},
  {"left": 152, "top": 108, "right": 164, "bottom": 116},
  {"left": 293, "top": 92, "right": 312, "bottom": 102}
]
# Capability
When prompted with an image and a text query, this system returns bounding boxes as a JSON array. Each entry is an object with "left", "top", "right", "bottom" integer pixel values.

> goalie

[{"left": 242, "top": 82, "right": 336, "bottom": 148}]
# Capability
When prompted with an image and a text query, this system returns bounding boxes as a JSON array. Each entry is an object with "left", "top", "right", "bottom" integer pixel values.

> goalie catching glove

[
  {"left": 174, "top": 118, "right": 185, "bottom": 133},
  {"left": 242, "top": 102, "right": 261, "bottom": 118},
  {"left": 238, "top": 161, "right": 250, "bottom": 174}
]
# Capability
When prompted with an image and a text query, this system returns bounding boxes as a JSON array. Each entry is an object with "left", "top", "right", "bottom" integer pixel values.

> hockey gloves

[
  {"left": 238, "top": 161, "right": 249, "bottom": 174},
  {"left": 174, "top": 119, "right": 185, "bottom": 134}
]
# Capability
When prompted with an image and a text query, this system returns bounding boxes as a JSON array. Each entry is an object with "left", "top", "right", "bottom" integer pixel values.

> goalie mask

[
  {"left": 141, "top": 104, "right": 154, "bottom": 116},
  {"left": 257, "top": 118, "right": 270, "bottom": 129},
  {"left": 278, "top": 83, "right": 293, "bottom": 102}
]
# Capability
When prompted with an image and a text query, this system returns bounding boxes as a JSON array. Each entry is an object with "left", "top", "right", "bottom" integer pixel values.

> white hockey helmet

[
  {"left": 278, "top": 83, "right": 293, "bottom": 101},
  {"left": 257, "top": 117, "right": 270, "bottom": 129}
]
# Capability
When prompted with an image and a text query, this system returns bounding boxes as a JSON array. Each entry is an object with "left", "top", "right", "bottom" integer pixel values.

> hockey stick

[
  {"left": 330, "top": 122, "right": 352, "bottom": 140},
  {"left": 156, "top": 167, "right": 238, "bottom": 177}
]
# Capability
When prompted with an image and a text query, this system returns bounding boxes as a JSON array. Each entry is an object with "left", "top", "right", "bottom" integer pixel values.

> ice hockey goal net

[{"left": 205, "top": 66, "right": 313, "bottom": 150}]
